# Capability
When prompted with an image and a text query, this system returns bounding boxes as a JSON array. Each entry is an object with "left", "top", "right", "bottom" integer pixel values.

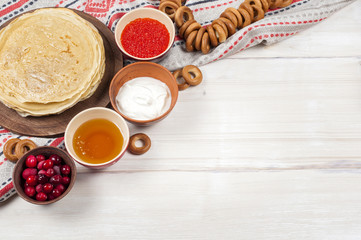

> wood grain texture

[
  {"left": 2, "top": 171, "right": 361, "bottom": 239},
  {"left": 1, "top": 1, "right": 361, "bottom": 239},
  {"left": 0, "top": 9, "right": 123, "bottom": 137}
]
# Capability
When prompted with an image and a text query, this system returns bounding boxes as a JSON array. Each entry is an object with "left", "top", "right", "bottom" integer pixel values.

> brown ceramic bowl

[
  {"left": 109, "top": 62, "right": 178, "bottom": 125},
  {"left": 12, "top": 146, "right": 76, "bottom": 205}
]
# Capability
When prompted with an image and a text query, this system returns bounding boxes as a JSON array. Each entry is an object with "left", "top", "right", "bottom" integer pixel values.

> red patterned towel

[{"left": 0, "top": 0, "right": 356, "bottom": 202}]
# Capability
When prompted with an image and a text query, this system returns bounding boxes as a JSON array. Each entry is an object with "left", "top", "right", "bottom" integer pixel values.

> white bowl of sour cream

[{"left": 109, "top": 62, "right": 178, "bottom": 125}]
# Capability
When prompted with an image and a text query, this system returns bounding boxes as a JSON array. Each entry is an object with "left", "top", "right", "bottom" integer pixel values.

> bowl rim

[
  {"left": 109, "top": 61, "right": 178, "bottom": 124},
  {"left": 12, "top": 146, "right": 77, "bottom": 205},
  {"left": 114, "top": 7, "right": 175, "bottom": 61},
  {"left": 64, "top": 107, "right": 130, "bottom": 168}
]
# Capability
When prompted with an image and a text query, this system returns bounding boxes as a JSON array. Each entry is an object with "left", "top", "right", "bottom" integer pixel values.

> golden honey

[{"left": 72, "top": 118, "right": 124, "bottom": 164}]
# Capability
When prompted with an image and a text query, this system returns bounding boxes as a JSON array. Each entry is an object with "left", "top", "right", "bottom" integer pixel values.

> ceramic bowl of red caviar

[{"left": 114, "top": 8, "right": 175, "bottom": 61}]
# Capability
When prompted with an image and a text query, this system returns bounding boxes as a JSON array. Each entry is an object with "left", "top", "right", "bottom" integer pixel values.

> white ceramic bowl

[
  {"left": 64, "top": 107, "right": 130, "bottom": 169},
  {"left": 114, "top": 7, "right": 175, "bottom": 61}
]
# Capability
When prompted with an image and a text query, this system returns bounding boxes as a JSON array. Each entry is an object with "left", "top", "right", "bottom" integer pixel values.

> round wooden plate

[{"left": 0, "top": 9, "right": 123, "bottom": 137}]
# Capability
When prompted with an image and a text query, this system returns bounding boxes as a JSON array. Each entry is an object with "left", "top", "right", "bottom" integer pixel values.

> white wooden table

[{"left": 1, "top": 1, "right": 361, "bottom": 239}]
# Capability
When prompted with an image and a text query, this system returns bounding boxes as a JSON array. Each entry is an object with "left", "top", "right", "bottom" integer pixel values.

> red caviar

[{"left": 121, "top": 18, "right": 170, "bottom": 58}]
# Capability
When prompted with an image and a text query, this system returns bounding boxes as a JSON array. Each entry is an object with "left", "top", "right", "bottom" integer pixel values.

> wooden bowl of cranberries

[{"left": 12, "top": 146, "right": 76, "bottom": 205}]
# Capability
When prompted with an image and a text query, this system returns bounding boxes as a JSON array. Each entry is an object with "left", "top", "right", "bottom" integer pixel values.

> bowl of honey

[{"left": 64, "top": 107, "right": 130, "bottom": 169}]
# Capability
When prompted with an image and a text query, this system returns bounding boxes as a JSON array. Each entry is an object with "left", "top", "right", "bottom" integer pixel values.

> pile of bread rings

[
  {"left": 4, "top": 138, "right": 37, "bottom": 162},
  {"left": 159, "top": 0, "right": 293, "bottom": 54},
  {"left": 172, "top": 65, "right": 203, "bottom": 90}
]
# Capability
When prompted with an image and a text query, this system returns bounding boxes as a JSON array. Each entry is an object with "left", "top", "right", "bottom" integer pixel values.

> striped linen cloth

[{"left": 0, "top": 0, "right": 356, "bottom": 202}]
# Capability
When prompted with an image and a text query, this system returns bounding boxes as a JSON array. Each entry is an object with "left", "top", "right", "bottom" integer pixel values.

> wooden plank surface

[
  {"left": 2, "top": 171, "right": 361, "bottom": 239},
  {"left": 1, "top": 1, "right": 361, "bottom": 239}
]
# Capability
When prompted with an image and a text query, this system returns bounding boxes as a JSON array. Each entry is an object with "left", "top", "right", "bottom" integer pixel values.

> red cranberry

[
  {"left": 49, "top": 175, "right": 62, "bottom": 185},
  {"left": 37, "top": 160, "right": 45, "bottom": 170},
  {"left": 25, "top": 155, "right": 37, "bottom": 168},
  {"left": 61, "top": 165, "right": 71, "bottom": 175},
  {"left": 35, "top": 184, "right": 44, "bottom": 193},
  {"left": 53, "top": 165, "right": 61, "bottom": 175},
  {"left": 48, "top": 193, "right": 55, "bottom": 200},
  {"left": 22, "top": 168, "right": 37, "bottom": 179},
  {"left": 43, "top": 159, "right": 54, "bottom": 170},
  {"left": 43, "top": 183, "right": 54, "bottom": 194},
  {"left": 26, "top": 175, "right": 38, "bottom": 186},
  {"left": 62, "top": 176, "right": 70, "bottom": 186},
  {"left": 50, "top": 154, "right": 62, "bottom": 166},
  {"left": 24, "top": 186, "right": 36, "bottom": 197},
  {"left": 51, "top": 188, "right": 62, "bottom": 198},
  {"left": 36, "top": 155, "right": 45, "bottom": 162},
  {"left": 45, "top": 168, "right": 55, "bottom": 177},
  {"left": 55, "top": 184, "right": 66, "bottom": 194},
  {"left": 24, "top": 182, "right": 29, "bottom": 188},
  {"left": 36, "top": 192, "right": 47, "bottom": 201},
  {"left": 37, "top": 174, "right": 48, "bottom": 184}
]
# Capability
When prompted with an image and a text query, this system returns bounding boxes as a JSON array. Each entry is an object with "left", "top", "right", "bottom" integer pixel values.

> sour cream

[{"left": 116, "top": 77, "right": 171, "bottom": 121}]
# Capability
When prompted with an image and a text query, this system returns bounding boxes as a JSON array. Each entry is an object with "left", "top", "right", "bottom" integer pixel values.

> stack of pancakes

[{"left": 0, "top": 8, "right": 105, "bottom": 117}]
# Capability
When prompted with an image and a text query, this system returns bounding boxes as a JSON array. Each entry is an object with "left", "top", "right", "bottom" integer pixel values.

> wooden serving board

[{"left": 0, "top": 9, "right": 123, "bottom": 137}]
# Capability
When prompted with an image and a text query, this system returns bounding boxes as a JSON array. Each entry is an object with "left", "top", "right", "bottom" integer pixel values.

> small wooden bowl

[
  {"left": 12, "top": 146, "right": 76, "bottom": 205},
  {"left": 109, "top": 62, "right": 178, "bottom": 125}
]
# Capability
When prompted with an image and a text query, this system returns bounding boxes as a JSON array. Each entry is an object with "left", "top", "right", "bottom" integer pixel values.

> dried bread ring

[
  {"left": 225, "top": 7, "right": 244, "bottom": 28},
  {"left": 212, "top": 19, "right": 228, "bottom": 38},
  {"left": 260, "top": 0, "right": 270, "bottom": 11},
  {"left": 159, "top": 0, "right": 177, "bottom": 15},
  {"left": 160, "top": 0, "right": 181, "bottom": 16},
  {"left": 185, "top": 30, "right": 198, "bottom": 52},
  {"left": 179, "top": 19, "right": 196, "bottom": 38},
  {"left": 220, "top": 10, "right": 238, "bottom": 28},
  {"left": 251, "top": 4, "right": 265, "bottom": 22},
  {"left": 194, "top": 27, "right": 206, "bottom": 51},
  {"left": 206, "top": 25, "right": 218, "bottom": 47},
  {"left": 182, "top": 65, "right": 203, "bottom": 86},
  {"left": 184, "top": 21, "right": 201, "bottom": 40},
  {"left": 3, "top": 138, "right": 20, "bottom": 162},
  {"left": 175, "top": 6, "right": 194, "bottom": 28},
  {"left": 212, "top": 24, "right": 227, "bottom": 43},
  {"left": 219, "top": 17, "right": 236, "bottom": 36},
  {"left": 246, "top": 0, "right": 269, "bottom": 12},
  {"left": 159, "top": 1, "right": 180, "bottom": 20},
  {"left": 15, "top": 139, "right": 37, "bottom": 160},
  {"left": 201, "top": 32, "right": 211, "bottom": 54},
  {"left": 128, "top": 133, "right": 151, "bottom": 155},
  {"left": 238, "top": 8, "right": 252, "bottom": 28},
  {"left": 240, "top": 2, "right": 254, "bottom": 20},
  {"left": 245, "top": 0, "right": 263, "bottom": 10},
  {"left": 173, "top": 69, "right": 190, "bottom": 90}
]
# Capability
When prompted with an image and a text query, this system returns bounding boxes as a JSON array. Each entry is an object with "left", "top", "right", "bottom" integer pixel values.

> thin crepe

[{"left": 0, "top": 8, "right": 105, "bottom": 116}]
